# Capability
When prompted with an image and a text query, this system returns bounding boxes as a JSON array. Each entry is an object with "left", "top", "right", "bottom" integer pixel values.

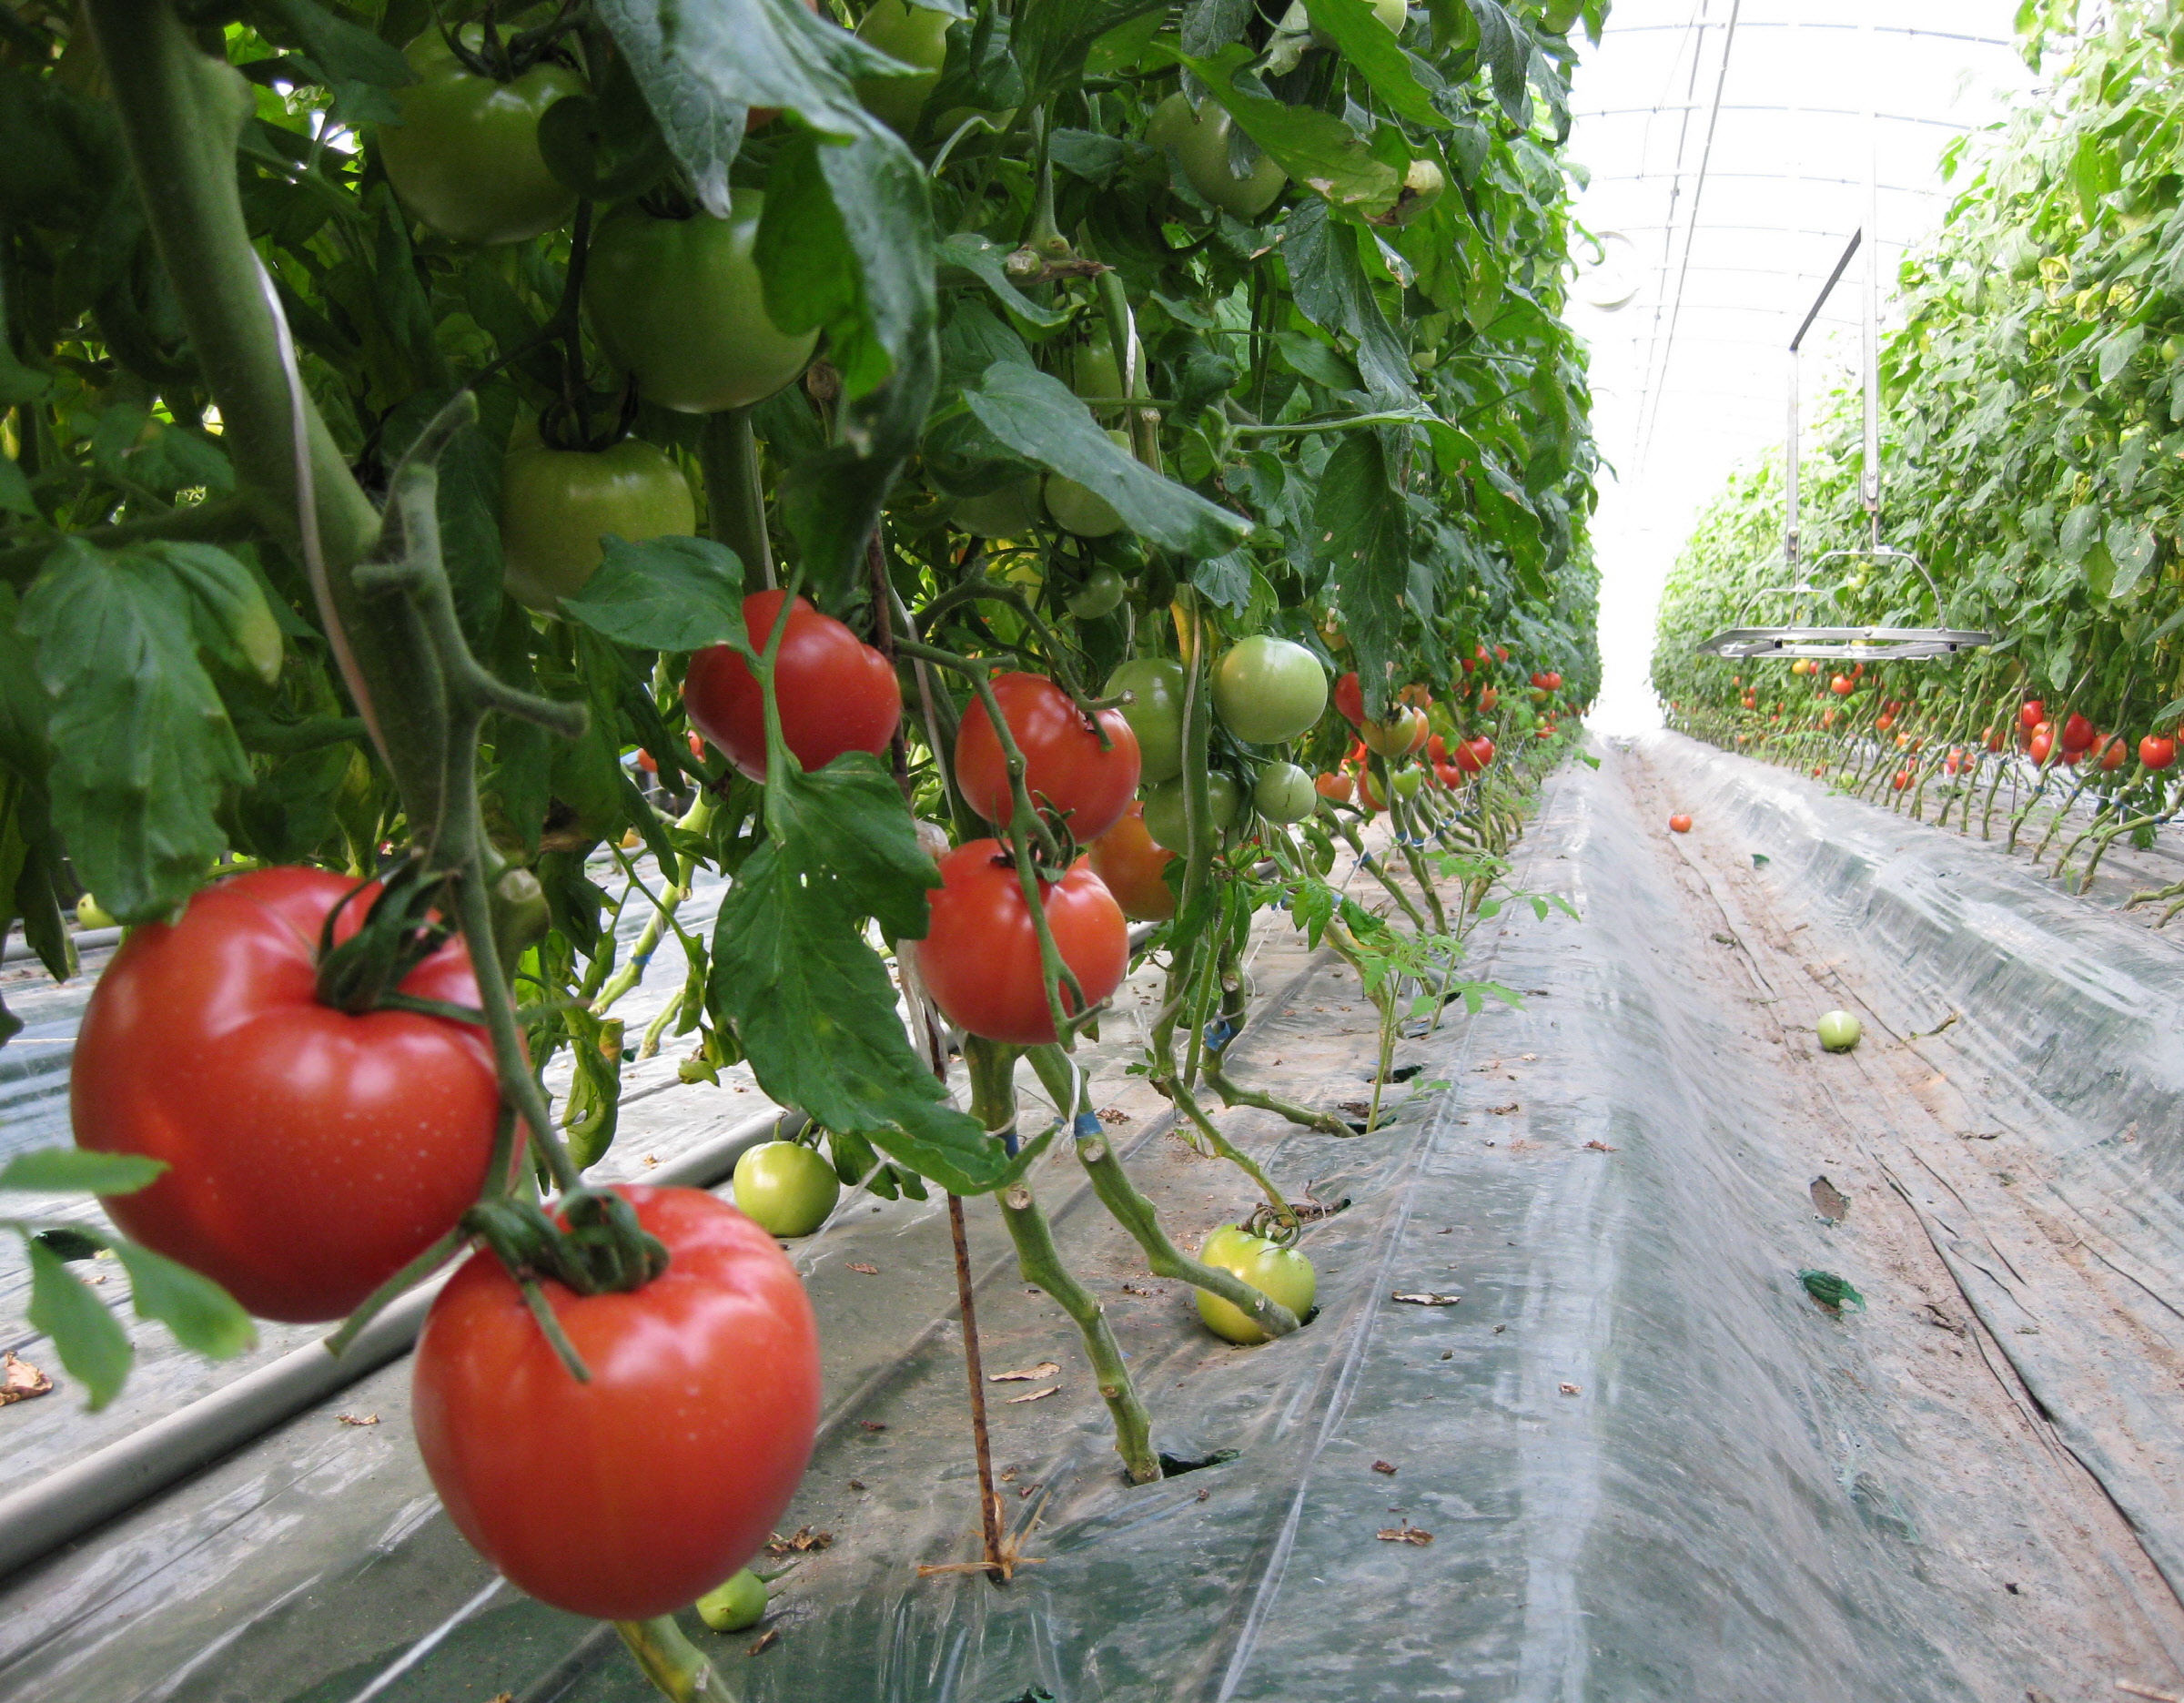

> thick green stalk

[
  {"left": 613, "top": 1618, "right": 742, "bottom": 1701},
  {"left": 700, "top": 408, "right": 774, "bottom": 589},
  {"left": 1023, "top": 1045, "right": 1301, "bottom": 1335},
  {"left": 966, "top": 1038, "right": 1158, "bottom": 1483},
  {"left": 86, "top": 0, "right": 453, "bottom": 836}
]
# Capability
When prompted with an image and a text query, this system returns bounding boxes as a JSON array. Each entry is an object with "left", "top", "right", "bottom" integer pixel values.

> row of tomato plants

[
  {"left": 0, "top": 0, "right": 1600, "bottom": 1692},
  {"left": 1653, "top": 0, "right": 2184, "bottom": 866}
]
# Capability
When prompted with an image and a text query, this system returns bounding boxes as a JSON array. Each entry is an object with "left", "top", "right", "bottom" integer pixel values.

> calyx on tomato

[
  {"left": 377, "top": 32, "right": 584, "bottom": 246},
  {"left": 956, "top": 673, "right": 1142, "bottom": 841},
  {"left": 683, "top": 591, "right": 902, "bottom": 783},
  {"left": 915, "top": 841, "right": 1128, "bottom": 1045},
  {"left": 413, "top": 1185, "right": 821, "bottom": 1620},
  {"left": 71, "top": 867, "right": 503, "bottom": 1323},
  {"left": 585, "top": 195, "right": 817, "bottom": 413}
]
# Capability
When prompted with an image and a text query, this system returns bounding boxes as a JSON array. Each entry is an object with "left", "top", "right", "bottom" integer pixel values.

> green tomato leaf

[
  {"left": 0, "top": 1147, "right": 166, "bottom": 1195},
  {"left": 2105, "top": 519, "right": 2156, "bottom": 598},
  {"left": 1461, "top": 0, "right": 1532, "bottom": 125},
  {"left": 32, "top": 1226, "right": 106, "bottom": 1262},
  {"left": 108, "top": 1239, "right": 256, "bottom": 1362},
  {"left": 1015, "top": 0, "right": 1167, "bottom": 100},
  {"left": 961, "top": 361, "right": 1250, "bottom": 558},
  {"left": 1301, "top": 0, "right": 1450, "bottom": 129},
  {"left": 1313, "top": 434, "right": 1411, "bottom": 721},
  {"left": 562, "top": 535, "right": 746, "bottom": 653},
  {"left": 769, "top": 755, "right": 942, "bottom": 940},
  {"left": 1176, "top": 45, "right": 1402, "bottom": 218},
  {"left": 596, "top": 0, "right": 908, "bottom": 216},
  {"left": 0, "top": 449, "right": 36, "bottom": 517},
  {"left": 149, "top": 542, "right": 283, "bottom": 687},
  {"left": 938, "top": 233, "right": 1071, "bottom": 329},
  {"left": 248, "top": 0, "right": 417, "bottom": 86},
  {"left": 1284, "top": 199, "right": 1419, "bottom": 406},
  {"left": 763, "top": 127, "right": 941, "bottom": 610},
  {"left": 25, "top": 1237, "right": 131, "bottom": 1410},
  {"left": 708, "top": 841, "right": 1008, "bottom": 1196},
  {"left": 18, "top": 541, "right": 252, "bottom": 923}
]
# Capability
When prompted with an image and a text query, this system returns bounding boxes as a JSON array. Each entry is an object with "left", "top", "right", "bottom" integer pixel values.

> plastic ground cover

[{"left": 4, "top": 737, "right": 2181, "bottom": 1701}]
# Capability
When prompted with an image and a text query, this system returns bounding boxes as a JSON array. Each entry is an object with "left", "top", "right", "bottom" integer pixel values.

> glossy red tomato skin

[
  {"left": 2060, "top": 712, "right": 2096, "bottom": 753},
  {"left": 1333, "top": 671, "right": 1366, "bottom": 725},
  {"left": 2141, "top": 735, "right": 2178, "bottom": 771},
  {"left": 2019, "top": 699, "right": 2045, "bottom": 733},
  {"left": 1087, "top": 805, "right": 1176, "bottom": 922},
  {"left": 916, "top": 841, "right": 1127, "bottom": 1045},
  {"left": 70, "top": 867, "right": 500, "bottom": 1323},
  {"left": 683, "top": 591, "right": 901, "bottom": 783},
  {"left": 955, "top": 674, "right": 1141, "bottom": 841},
  {"left": 412, "top": 1186, "right": 820, "bottom": 1620}
]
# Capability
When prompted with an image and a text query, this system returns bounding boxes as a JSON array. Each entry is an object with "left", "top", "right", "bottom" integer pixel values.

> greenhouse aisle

[{"left": 7, "top": 736, "right": 2184, "bottom": 1703}]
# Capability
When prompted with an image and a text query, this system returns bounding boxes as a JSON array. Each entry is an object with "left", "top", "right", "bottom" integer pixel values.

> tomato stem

[{"left": 612, "top": 1617, "right": 743, "bottom": 1701}]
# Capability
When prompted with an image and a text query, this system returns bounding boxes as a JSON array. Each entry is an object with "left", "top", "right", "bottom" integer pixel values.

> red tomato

[
  {"left": 2141, "top": 735, "right": 2177, "bottom": 771},
  {"left": 1830, "top": 675, "right": 1853, "bottom": 696},
  {"left": 1406, "top": 714, "right": 1431, "bottom": 753},
  {"left": 1494, "top": 645, "right": 1508, "bottom": 663},
  {"left": 2060, "top": 712, "right": 2095, "bottom": 753},
  {"left": 683, "top": 592, "right": 900, "bottom": 783},
  {"left": 1668, "top": 814, "right": 1692, "bottom": 833},
  {"left": 1876, "top": 713, "right": 1896, "bottom": 733},
  {"left": 916, "top": 841, "right": 1127, "bottom": 1045},
  {"left": 2092, "top": 735, "right": 2128, "bottom": 771},
  {"left": 1432, "top": 761, "right": 1462, "bottom": 788},
  {"left": 2019, "top": 699, "right": 2046, "bottom": 734},
  {"left": 1453, "top": 735, "right": 1494, "bottom": 775},
  {"left": 955, "top": 674, "right": 1141, "bottom": 842},
  {"left": 71, "top": 867, "right": 500, "bottom": 1322},
  {"left": 1314, "top": 771, "right": 1353, "bottom": 804},
  {"left": 1333, "top": 671, "right": 1366, "bottom": 725},
  {"left": 413, "top": 1186, "right": 819, "bottom": 1619},
  {"left": 1892, "top": 769, "right": 1913, "bottom": 790},
  {"left": 2029, "top": 730, "right": 2055, "bottom": 764},
  {"left": 1478, "top": 686, "right": 1499, "bottom": 711},
  {"left": 1358, "top": 769, "right": 1387, "bottom": 813},
  {"left": 1087, "top": 804, "right": 1176, "bottom": 922}
]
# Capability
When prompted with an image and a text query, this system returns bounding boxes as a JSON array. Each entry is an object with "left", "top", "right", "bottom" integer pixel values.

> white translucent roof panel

[{"left": 1563, "top": 2, "right": 2037, "bottom": 729}]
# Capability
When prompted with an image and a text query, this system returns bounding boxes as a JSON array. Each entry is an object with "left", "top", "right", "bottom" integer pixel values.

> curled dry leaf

[
  {"left": 1488, "top": 1102, "right": 1521, "bottom": 1116},
  {"left": 1371, "top": 1460, "right": 1397, "bottom": 1475},
  {"left": 1391, "top": 1292, "right": 1461, "bottom": 1306},
  {"left": 1376, "top": 1522, "right": 1433, "bottom": 1546},
  {"left": 1559, "top": 1382, "right": 1582, "bottom": 1395},
  {"left": 2, "top": 1353, "right": 54, "bottom": 1404},
  {"left": 847, "top": 1262, "right": 879, "bottom": 1275},
  {"left": 763, "top": 1527, "right": 834, "bottom": 1557},
  {"left": 988, "top": 1362, "right": 1060, "bottom": 1383},
  {"left": 1005, "top": 1384, "right": 1058, "bottom": 1404},
  {"left": 745, "top": 1628, "right": 781, "bottom": 1657},
  {"left": 1584, "top": 1140, "right": 1618, "bottom": 1152},
  {"left": 336, "top": 1412, "right": 379, "bottom": 1427}
]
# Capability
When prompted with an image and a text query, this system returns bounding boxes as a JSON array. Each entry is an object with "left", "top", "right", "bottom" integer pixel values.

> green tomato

[
  {"left": 1144, "top": 94, "right": 1287, "bottom": 221},
  {"left": 1198, "top": 1223, "right": 1265, "bottom": 1269},
  {"left": 1382, "top": 158, "right": 1446, "bottom": 227},
  {"left": 732, "top": 1140, "right": 842, "bottom": 1238},
  {"left": 1044, "top": 431, "right": 1132, "bottom": 537},
  {"left": 1816, "top": 1010, "right": 1863, "bottom": 1053},
  {"left": 500, "top": 438, "right": 695, "bottom": 610},
  {"left": 377, "top": 33, "right": 584, "bottom": 246},
  {"left": 1212, "top": 635, "right": 1329, "bottom": 745},
  {"left": 1067, "top": 565, "right": 1127, "bottom": 620},
  {"left": 1106, "top": 657, "right": 1188, "bottom": 783},
  {"left": 1141, "top": 773, "right": 1242, "bottom": 851},
  {"left": 1311, "top": 0, "right": 1409, "bottom": 46},
  {"left": 953, "top": 476, "right": 1044, "bottom": 539},
  {"left": 1392, "top": 767, "right": 1424, "bottom": 800},
  {"left": 1073, "top": 323, "right": 1141, "bottom": 423},
  {"left": 1254, "top": 762, "right": 1318, "bottom": 824},
  {"left": 1198, "top": 1235, "right": 1316, "bottom": 1345},
  {"left": 854, "top": 0, "right": 951, "bottom": 132},
  {"left": 76, "top": 893, "right": 116, "bottom": 930},
  {"left": 695, "top": 1568, "right": 768, "bottom": 1633},
  {"left": 585, "top": 196, "right": 818, "bottom": 413}
]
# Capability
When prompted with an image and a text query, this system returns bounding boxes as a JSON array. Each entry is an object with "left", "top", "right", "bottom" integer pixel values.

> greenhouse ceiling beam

[
  {"left": 1598, "top": 21, "right": 2013, "bottom": 46},
  {"left": 1577, "top": 103, "right": 1980, "bottom": 129}
]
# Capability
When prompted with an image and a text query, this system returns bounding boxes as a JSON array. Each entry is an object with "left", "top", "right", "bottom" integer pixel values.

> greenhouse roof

[{"left": 1566, "top": 1, "right": 2038, "bottom": 729}]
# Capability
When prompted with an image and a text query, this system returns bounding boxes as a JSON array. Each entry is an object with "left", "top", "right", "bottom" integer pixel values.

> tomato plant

[
  {"left": 413, "top": 1187, "right": 820, "bottom": 1620},
  {"left": 1087, "top": 804, "right": 1177, "bottom": 922}
]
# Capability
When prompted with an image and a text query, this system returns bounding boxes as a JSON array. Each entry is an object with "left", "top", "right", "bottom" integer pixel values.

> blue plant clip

[
  {"left": 1073, "top": 1110, "right": 1106, "bottom": 1141},
  {"left": 1204, "top": 1017, "right": 1238, "bottom": 1054}
]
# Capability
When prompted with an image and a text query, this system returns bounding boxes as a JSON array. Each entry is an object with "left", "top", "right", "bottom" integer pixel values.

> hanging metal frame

[{"left": 1694, "top": 85, "right": 2000, "bottom": 664}]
